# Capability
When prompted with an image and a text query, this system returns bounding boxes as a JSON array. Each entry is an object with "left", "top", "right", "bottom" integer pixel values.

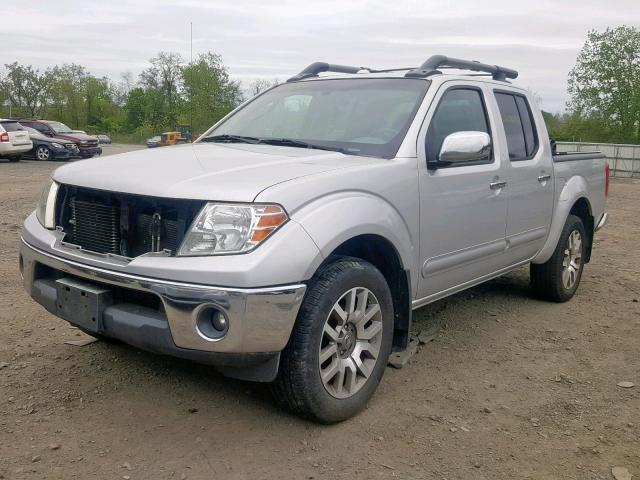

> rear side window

[
  {"left": 0, "top": 121, "right": 25, "bottom": 132},
  {"left": 29, "top": 122, "right": 49, "bottom": 133},
  {"left": 495, "top": 92, "right": 538, "bottom": 160},
  {"left": 426, "top": 88, "right": 491, "bottom": 164}
]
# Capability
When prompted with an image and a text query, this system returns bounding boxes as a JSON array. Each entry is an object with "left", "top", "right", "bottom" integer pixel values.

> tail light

[
  {"left": 605, "top": 162, "right": 610, "bottom": 197},
  {"left": 0, "top": 132, "right": 9, "bottom": 142}
]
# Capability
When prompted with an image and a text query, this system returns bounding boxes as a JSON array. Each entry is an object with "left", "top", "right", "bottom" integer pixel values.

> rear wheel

[
  {"left": 530, "top": 214, "right": 587, "bottom": 302},
  {"left": 272, "top": 258, "right": 393, "bottom": 423},
  {"left": 35, "top": 146, "right": 51, "bottom": 161},
  {"left": 8, "top": 155, "right": 21, "bottom": 162}
]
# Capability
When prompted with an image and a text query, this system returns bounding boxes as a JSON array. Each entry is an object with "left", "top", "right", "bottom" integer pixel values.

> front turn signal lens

[{"left": 251, "top": 206, "right": 288, "bottom": 242}]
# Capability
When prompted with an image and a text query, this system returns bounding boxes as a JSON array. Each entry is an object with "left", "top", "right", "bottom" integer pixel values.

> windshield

[
  {"left": 48, "top": 121, "right": 74, "bottom": 133},
  {"left": 204, "top": 78, "right": 429, "bottom": 158}
]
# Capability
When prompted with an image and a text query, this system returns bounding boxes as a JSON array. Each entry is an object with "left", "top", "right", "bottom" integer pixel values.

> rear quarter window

[{"left": 495, "top": 92, "right": 538, "bottom": 160}]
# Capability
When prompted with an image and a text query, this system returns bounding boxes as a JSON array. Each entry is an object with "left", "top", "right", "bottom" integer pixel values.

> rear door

[
  {"left": 415, "top": 82, "right": 509, "bottom": 302},
  {"left": 491, "top": 91, "right": 554, "bottom": 263},
  {"left": 0, "top": 121, "right": 31, "bottom": 146}
]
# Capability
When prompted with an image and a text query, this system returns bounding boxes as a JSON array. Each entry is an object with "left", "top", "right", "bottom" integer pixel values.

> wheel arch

[
  {"left": 533, "top": 178, "right": 594, "bottom": 265},
  {"left": 319, "top": 234, "right": 412, "bottom": 351}
]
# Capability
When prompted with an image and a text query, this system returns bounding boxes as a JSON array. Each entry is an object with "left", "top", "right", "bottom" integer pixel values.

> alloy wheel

[
  {"left": 319, "top": 287, "right": 383, "bottom": 399},
  {"left": 562, "top": 230, "right": 582, "bottom": 289},
  {"left": 36, "top": 147, "right": 50, "bottom": 161}
]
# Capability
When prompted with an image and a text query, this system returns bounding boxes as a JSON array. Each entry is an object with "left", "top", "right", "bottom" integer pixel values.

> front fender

[
  {"left": 533, "top": 176, "right": 590, "bottom": 264},
  {"left": 291, "top": 192, "right": 416, "bottom": 289}
]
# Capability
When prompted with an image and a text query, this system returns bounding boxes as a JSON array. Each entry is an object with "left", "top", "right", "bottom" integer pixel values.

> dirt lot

[{"left": 0, "top": 147, "right": 638, "bottom": 479}]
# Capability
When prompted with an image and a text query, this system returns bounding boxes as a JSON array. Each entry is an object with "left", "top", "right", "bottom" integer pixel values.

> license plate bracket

[{"left": 55, "top": 277, "right": 113, "bottom": 333}]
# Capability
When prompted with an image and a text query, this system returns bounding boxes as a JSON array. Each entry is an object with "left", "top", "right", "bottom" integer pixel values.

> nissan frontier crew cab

[{"left": 20, "top": 55, "right": 609, "bottom": 423}]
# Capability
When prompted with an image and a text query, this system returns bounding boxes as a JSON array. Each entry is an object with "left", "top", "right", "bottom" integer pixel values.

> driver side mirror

[{"left": 432, "top": 131, "right": 491, "bottom": 168}]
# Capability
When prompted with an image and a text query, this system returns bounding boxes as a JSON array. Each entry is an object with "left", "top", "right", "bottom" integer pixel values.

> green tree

[
  {"left": 49, "top": 64, "right": 89, "bottom": 128},
  {"left": 140, "top": 52, "right": 184, "bottom": 128},
  {"left": 568, "top": 26, "right": 640, "bottom": 143},
  {"left": 182, "top": 52, "right": 242, "bottom": 134},
  {"left": 0, "top": 62, "right": 51, "bottom": 117},
  {"left": 124, "top": 87, "right": 147, "bottom": 130}
]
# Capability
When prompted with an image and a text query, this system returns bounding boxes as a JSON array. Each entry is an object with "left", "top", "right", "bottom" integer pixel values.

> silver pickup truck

[{"left": 20, "top": 55, "right": 609, "bottom": 423}]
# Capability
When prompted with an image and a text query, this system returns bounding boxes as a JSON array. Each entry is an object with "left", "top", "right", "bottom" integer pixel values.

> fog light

[
  {"left": 211, "top": 311, "right": 227, "bottom": 331},
  {"left": 196, "top": 306, "right": 229, "bottom": 340}
]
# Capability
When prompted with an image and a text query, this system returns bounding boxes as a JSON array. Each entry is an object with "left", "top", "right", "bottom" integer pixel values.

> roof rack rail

[
  {"left": 287, "top": 62, "right": 371, "bottom": 82},
  {"left": 405, "top": 55, "right": 518, "bottom": 81}
]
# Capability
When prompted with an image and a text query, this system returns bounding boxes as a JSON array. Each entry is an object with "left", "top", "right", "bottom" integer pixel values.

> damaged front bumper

[{"left": 19, "top": 238, "right": 306, "bottom": 381}]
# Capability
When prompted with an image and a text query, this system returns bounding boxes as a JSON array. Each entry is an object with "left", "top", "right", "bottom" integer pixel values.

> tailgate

[{"left": 9, "top": 131, "right": 31, "bottom": 146}]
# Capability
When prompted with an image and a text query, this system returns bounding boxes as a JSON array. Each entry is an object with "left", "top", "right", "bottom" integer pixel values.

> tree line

[
  {"left": 1, "top": 26, "right": 638, "bottom": 145},
  {"left": 0, "top": 51, "right": 277, "bottom": 142},
  {"left": 544, "top": 25, "right": 639, "bottom": 145}
]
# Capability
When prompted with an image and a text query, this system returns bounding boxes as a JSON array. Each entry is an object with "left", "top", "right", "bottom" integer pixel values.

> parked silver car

[{"left": 20, "top": 55, "right": 608, "bottom": 422}]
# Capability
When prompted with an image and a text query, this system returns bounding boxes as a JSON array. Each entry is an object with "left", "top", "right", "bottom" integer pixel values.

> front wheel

[
  {"left": 272, "top": 258, "right": 394, "bottom": 423},
  {"left": 530, "top": 214, "right": 587, "bottom": 302},
  {"left": 35, "top": 146, "right": 51, "bottom": 161}
]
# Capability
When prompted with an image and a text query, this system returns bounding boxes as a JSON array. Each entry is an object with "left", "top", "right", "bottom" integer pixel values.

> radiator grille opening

[
  {"left": 71, "top": 198, "right": 121, "bottom": 255},
  {"left": 57, "top": 186, "right": 204, "bottom": 259}
]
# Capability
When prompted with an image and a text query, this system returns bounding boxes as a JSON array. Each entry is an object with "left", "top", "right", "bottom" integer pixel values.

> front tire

[
  {"left": 272, "top": 258, "right": 394, "bottom": 423},
  {"left": 35, "top": 146, "right": 51, "bottom": 161},
  {"left": 530, "top": 214, "right": 587, "bottom": 302}
]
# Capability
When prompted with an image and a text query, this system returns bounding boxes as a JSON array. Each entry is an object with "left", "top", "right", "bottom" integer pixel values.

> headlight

[
  {"left": 50, "top": 142, "right": 63, "bottom": 149},
  {"left": 80, "top": 140, "right": 88, "bottom": 145},
  {"left": 35, "top": 180, "right": 59, "bottom": 229},
  {"left": 178, "top": 203, "right": 288, "bottom": 256}
]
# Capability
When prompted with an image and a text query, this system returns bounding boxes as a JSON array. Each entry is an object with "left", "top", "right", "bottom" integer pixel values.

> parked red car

[{"left": 18, "top": 119, "right": 102, "bottom": 158}]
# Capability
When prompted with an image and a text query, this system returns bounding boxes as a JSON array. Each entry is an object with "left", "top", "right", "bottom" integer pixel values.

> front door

[{"left": 416, "top": 82, "right": 509, "bottom": 303}]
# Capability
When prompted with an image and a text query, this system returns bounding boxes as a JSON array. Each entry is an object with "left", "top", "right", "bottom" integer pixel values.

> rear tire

[
  {"left": 272, "top": 258, "right": 394, "bottom": 423},
  {"left": 530, "top": 214, "right": 587, "bottom": 302},
  {"left": 8, "top": 155, "right": 21, "bottom": 162}
]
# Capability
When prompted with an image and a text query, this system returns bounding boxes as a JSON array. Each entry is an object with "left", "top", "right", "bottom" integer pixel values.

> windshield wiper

[
  {"left": 258, "top": 138, "right": 349, "bottom": 154},
  {"left": 201, "top": 134, "right": 262, "bottom": 144}
]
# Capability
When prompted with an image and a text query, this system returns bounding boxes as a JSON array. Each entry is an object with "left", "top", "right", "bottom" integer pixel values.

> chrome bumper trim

[
  {"left": 595, "top": 212, "right": 608, "bottom": 232},
  {"left": 20, "top": 238, "right": 306, "bottom": 353}
]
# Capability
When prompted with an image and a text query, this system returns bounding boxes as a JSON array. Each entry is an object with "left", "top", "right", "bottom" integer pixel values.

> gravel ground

[{"left": 0, "top": 146, "right": 638, "bottom": 479}]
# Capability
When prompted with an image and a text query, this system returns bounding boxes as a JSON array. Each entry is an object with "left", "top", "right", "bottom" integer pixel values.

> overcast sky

[{"left": 4, "top": 0, "right": 640, "bottom": 112}]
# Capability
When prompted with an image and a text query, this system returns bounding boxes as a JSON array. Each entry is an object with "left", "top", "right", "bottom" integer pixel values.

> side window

[
  {"left": 495, "top": 92, "right": 538, "bottom": 160},
  {"left": 31, "top": 123, "right": 47, "bottom": 133},
  {"left": 515, "top": 96, "right": 538, "bottom": 157},
  {"left": 426, "top": 88, "right": 491, "bottom": 164}
]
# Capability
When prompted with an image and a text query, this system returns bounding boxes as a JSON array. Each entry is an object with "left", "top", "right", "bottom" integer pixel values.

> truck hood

[{"left": 53, "top": 143, "right": 373, "bottom": 201}]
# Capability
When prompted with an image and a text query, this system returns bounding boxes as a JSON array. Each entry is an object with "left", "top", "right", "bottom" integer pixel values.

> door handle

[
  {"left": 537, "top": 174, "right": 551, "bottom": 182},
  {"left": 489, "top": 181, "right": 507, "bottom": 190}
]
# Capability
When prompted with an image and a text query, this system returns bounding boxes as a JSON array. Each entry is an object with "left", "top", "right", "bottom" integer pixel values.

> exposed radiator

[
  {"left": 70, "top": 198, "right": 121, "bottom": 255},
  {"left": 60, "top": 186, "right": 204, "bottom": 258}
]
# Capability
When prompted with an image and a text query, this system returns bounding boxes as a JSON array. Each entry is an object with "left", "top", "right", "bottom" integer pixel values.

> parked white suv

[{"left": 0, "top": 120, "right": 33, "bottom": 162}]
